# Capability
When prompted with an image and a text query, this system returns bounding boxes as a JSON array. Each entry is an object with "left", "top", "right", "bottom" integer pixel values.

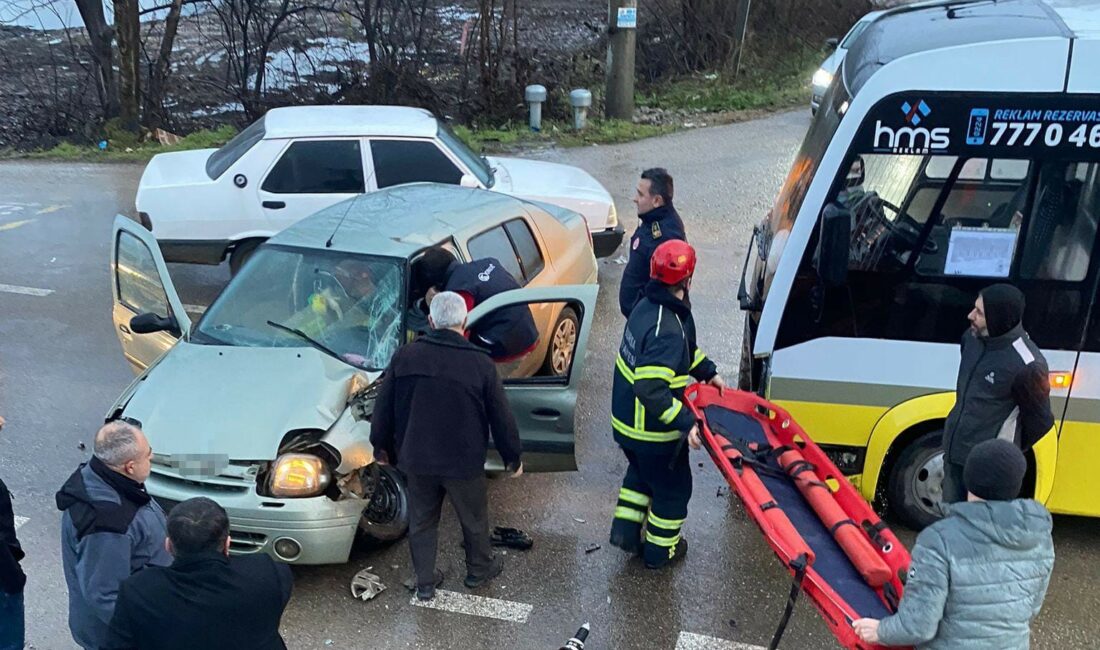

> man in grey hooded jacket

[
  {"left": 56, "top": 421, "right": 171, "bottom": 649},
  {"left": 852, "top": 439, "right": 1054, "bottom": 649}
]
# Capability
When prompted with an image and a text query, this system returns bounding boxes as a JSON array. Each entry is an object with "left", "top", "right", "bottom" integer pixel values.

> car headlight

[
  {"left": 812, "top": 68, "right": 833, "bottom": 89},
  {"left": 607, "top": 203, "right": 618, "bottom": 228},
  {"left": 268, "top": 454, "right": 331, "bottom": 498}
]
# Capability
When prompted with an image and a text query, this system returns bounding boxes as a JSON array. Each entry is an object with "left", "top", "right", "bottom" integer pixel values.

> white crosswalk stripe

[
  {"left": 0, "top": 283, "right": 54, "bottom": 297},
  {"left": 410, "top": 589, "right": 533, "bottom": 623},
  {"left": 675, "top": 631, "right": 767, "bottom": 650}
]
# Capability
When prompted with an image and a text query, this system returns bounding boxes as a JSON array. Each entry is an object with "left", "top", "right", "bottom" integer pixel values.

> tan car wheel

[{"left": 542, "top": 307, "right": 579, "bottom": 377}]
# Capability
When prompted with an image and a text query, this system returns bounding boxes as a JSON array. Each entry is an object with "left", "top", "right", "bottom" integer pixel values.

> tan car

[{"left": 105, "top": 183, "right": 598, "bottom": 564}]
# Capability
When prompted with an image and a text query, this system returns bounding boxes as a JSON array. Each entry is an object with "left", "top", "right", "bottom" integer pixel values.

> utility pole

[
  {"left": 605, "top": 0, "right": 637, "bottom": 120},
  {"left": 732, "top": 0, "right": 752, "bottom": 77}
]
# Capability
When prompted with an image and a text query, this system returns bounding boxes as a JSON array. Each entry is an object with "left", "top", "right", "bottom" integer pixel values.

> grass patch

[
  {"left": 15, "top": 125, "right": 238, "bottom": 163},
  {"left": 455, "top": 119, "right": 677, "bottom": 154}
]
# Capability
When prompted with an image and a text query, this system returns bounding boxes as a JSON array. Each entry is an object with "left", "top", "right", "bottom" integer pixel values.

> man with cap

[
  {"left": 852, "top": 439, "right": 1055, "bottom": 649},
  {"left": 940, "top": 283, "right": 1054, "bottom": 504}
]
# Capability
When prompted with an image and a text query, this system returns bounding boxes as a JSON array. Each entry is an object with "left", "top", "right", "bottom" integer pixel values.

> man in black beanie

[
  {"left": 940, "top": 283, "right": 1054, "bottom": 504},
  {"left": 853, "top": 439, "right": 1055, "bottom": 648}
]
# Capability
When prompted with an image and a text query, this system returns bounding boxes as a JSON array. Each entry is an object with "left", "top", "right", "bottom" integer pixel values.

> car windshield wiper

[{"left": 265, "top": 320, "right": 344, "bottom": 363}]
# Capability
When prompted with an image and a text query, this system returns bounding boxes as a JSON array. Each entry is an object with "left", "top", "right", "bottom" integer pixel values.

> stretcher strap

[
  {"left": 862, "top": 519, "right": 891, "bottom": 548},
  {"left": 768, "top": 552, "right": 809, "bottom": 650},
  {"left": 828, "top": 518, "right": 859, "bottom": 536}
]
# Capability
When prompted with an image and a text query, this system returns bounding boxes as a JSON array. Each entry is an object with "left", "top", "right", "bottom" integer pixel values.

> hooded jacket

[
  {"left": 618, "top": 204, "right": 687, "bottom": 317},
  {"left": 56, "top": 460, "right": 171, "bottom": 649},
  {"left": 877, "top": 499, "right": 1055, "bottom": 649}
]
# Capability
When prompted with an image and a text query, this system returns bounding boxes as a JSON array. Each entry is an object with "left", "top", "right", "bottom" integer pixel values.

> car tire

[
  {"left": 229, "top": 239, "right": 263, "bottom": 276},
  {"left": 357, "top": 464, "right": 409, "bottom": 544},
  {"left": 541, "top": 306, "right": 579, "bottom": 377},
  {"left": 887, "top": 429, "right": 947, "bottom": 530}
]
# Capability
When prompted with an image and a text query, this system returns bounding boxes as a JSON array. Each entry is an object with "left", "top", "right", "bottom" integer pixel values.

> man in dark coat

[
  {"left": 618, "top": 168, "right": 687, "bottom": 317},
  {"left": 371, "top": 291, "right": 523, "bottom": 600},
  {"left": 413, "top": 247, "right": 538, "bottom": 361},
  {"left": 1, "top": 415, "right": 26, "bottom": 650},
  {"left": 105, "top": 497, "right": 293, "bottom": 650},
  {"left": 941, "top": 284, "right": 1054, "bottom": 503}
]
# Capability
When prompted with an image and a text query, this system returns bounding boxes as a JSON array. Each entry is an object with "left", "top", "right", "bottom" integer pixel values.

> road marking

[
  {"left": 675, "top": 632, "right": 766, "bottom": 650},
  {"left": 35, "top": 204, "right": 66, "bottom": 215},
  {"left": 183, "top": 304, "right": 207, "bottom": 314},
  {"left": 0, "top": 283, "right": 54, "bottom": 297},
  {"left": 14, "top": 516, "right": 28, "bottom": 531},
  {"left": 0, "top": 219, "right": 33, "bottom": 232},
  {"left": 410, "top": 589, "right": 533, "bottom": 623}
]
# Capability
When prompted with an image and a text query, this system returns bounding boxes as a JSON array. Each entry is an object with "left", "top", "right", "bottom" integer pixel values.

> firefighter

[{"left": 609, "top": 240, "right": 725, "bottom": 569}]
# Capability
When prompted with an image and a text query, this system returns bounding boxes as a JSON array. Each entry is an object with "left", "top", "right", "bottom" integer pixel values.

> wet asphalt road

[{"left": 1, "top": 109, "right": 1098, "bottom": 649}]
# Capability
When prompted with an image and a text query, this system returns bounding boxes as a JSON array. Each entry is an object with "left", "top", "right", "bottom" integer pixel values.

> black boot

[{"left": 645, "top": 538, "right": 687, "bottom": 570}]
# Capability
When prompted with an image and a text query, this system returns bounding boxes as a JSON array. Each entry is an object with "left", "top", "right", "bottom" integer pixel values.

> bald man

[{"left": 57, "top": 421, "right": 171, "bottom": 650}]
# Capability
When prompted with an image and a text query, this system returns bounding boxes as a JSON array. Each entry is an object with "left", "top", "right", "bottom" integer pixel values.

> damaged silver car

[{"left": 105, "top": 184, "right": 598, "bottom": 564}]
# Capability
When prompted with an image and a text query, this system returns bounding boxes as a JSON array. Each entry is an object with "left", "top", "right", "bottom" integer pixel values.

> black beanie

[
  {"left": 964, "top": 439, "right": 1027, "bottom": 501},
  {"left": 980, "top": 284, "right": 1025, "bottom": 338}
]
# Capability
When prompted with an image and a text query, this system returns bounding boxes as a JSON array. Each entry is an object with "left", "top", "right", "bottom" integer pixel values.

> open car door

[
  {"left": 467, "top": 284, "right": 598, "bottom": 472},
  {"left": 111, "top": 215, "right": 191, "bottom": 373}
]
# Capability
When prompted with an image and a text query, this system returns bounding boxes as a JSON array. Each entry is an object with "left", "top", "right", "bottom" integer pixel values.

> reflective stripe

[
  {"left": 645, "top": 531, "right": 681, "bottom": 547},
  {"left": 636, "top": 365, "right": 676, "bottom": 381},
  {"left": 618, "top": 488, "right": 651, "bottom": 507},
  {"left": 612, "top": 417, "right": 683, "bottom": 443},
  {"left": 659, "top": 400, "right": 683, "bottom": 424},
  {"left": 614, "top": 506, "right": 646, "bottom": 523},
  {"left": 690, "top": 349, "right": 707, "bottom": 371},
  {"left": 670, "top": 375, "right": 690, "bottom": 389},
  {"left": 647, "top": 512, "right": 686, "bottom": 531},
  {"left": 616, "top": 354, "right": 635, "bottom": 381},
  {"left": 634, "top": 398, "right": 645, "bottom": 430}
]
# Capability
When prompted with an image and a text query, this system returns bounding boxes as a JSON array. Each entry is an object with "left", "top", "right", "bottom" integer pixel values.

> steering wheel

[{"left": 870, "top": 196, "right": 925, "bottom": 253}]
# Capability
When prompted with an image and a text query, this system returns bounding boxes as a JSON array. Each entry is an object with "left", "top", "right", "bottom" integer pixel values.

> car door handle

[
  {"left": 119, "top": 324, "right": 131, "bottom": 335},
  {"left": 530, "top": 408, "right": 561, "bottom": 421},
  {"left": 262, "top": 201, "right": 286, "bottom": 209}
]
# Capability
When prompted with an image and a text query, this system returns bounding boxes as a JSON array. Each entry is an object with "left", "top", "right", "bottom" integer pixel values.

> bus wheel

[{"left": 887, "top": 429, "right": 947, "bottom": 530}]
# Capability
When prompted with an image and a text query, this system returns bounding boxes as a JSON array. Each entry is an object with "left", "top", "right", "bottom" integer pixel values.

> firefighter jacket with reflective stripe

[{"left": 612, "top": 281, "right": 717, "bottom": 453}]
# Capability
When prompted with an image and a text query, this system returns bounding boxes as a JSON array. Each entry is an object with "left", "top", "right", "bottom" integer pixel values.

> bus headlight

[
  {"left": 812, "top": 68, "right": 833, "bottom": 89},
  {"left": 268, "top": 454, "right": 330, "bottom": 497}
]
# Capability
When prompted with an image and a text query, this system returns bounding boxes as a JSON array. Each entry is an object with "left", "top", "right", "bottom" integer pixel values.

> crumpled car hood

[{"left": 122, "top": 342, "right": 373, "bottom": 460}]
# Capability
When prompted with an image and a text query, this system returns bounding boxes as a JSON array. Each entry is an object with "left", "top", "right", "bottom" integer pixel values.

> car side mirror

[
  {"left": 825, "top": 37, "right": 839, "bottom": 51},
  {"left": 130, "top": 312, "right": 180, "bottom": 336},
  {"left": 459, "top": 173, "right": 480, "bottom": 189},
  {"left": 815, "top": 204, "right": 850, "bottom": 288}
]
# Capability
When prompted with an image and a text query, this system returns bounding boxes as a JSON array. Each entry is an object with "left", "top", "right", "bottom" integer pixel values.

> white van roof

[{"left": 842, "top": 0, "right": 1100, "bottom": 98}]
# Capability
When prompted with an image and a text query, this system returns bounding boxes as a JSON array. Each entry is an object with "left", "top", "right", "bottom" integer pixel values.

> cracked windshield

[{"left": 193, "top": 247, "right": 403, "bottom": 370}]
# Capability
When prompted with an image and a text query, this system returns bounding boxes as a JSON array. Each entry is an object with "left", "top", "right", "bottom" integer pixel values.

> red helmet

[{"left": 650, "top": 239, "right": 697, "bottom": 285}]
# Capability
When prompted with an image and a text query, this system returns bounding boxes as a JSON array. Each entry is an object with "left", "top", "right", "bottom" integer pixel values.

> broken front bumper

[{"left": 148, "top": 473, "right": 363, "bottom": 565}]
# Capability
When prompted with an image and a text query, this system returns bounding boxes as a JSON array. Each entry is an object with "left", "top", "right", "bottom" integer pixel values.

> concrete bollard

[
  {"left": 525, "top": 84, "right": 548, "bottom": 132},
  {"left": 570, "top": 89, "right": 593, "bottom": 131}
]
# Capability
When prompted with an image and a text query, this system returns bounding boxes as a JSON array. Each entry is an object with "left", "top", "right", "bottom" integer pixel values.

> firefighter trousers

[{"left": 609, "top": 444, "right": 693, "bottom": 567}]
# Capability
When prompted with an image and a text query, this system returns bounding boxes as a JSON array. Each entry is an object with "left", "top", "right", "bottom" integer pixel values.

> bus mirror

[
  {"left": 825, "top": 37, "right": 839, "bottom": 51},
  {"left": 816, "top": 204, "right": 850, "bottom": 288}
]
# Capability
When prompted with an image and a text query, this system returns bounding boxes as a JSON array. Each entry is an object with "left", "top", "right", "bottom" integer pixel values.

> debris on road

[
  {"left": 584, "top": 543, "right": 601, "bottom": 554},
  {"left": 350, "top": 567, "right": 386, "bottom": 601},
  {"left": 573, "top": 517, "right": 586, "bottom": 524}
]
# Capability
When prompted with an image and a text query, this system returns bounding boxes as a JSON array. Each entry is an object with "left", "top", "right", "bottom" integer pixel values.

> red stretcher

[{"left": 685, "top": 386, "right": 912, "bottom": 650}]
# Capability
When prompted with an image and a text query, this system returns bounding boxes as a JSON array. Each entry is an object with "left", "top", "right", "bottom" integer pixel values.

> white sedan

[
  {"left": 136, "top": 105, "right": 623, "bottom": 272},
  {"left": 810, "top": 11, "right": 883, "bottom": 114}
]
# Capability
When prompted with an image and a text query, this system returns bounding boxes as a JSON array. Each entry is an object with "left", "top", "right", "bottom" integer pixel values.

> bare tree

[
  {"left": 74, "top": 0, "right": 120, "bottom": 117},
  {"left": 114, "top": 0, "right": 142, "bottom": 130}
]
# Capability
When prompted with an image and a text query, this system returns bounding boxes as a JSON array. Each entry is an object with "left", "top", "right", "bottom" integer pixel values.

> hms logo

[{"left": 873, "top": 99, "right": 950, "bottom": 154}]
